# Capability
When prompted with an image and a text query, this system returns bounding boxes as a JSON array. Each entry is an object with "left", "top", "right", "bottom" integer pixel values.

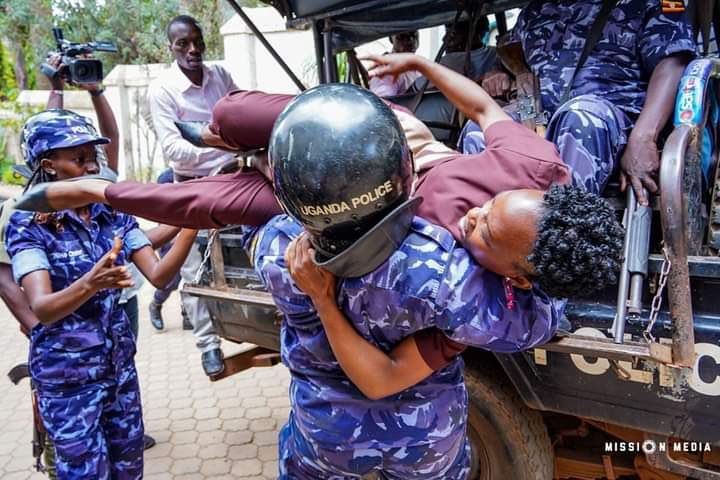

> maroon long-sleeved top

[{"left": 106, "top": 120, "right": 570, "bottom": 233}]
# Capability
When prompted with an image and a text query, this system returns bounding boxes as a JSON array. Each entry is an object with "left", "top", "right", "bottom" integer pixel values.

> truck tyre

[{"left": 464, "top": 363, "right": 554, "bottom": 480}]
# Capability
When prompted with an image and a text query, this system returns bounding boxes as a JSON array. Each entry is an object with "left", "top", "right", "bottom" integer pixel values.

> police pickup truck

[{"left": 185, "top": 1, "right": 720, "bottom": 478}]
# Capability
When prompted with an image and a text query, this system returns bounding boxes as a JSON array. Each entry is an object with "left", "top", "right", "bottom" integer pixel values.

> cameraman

[{"left": 46, "top": 53, "right": 119, "bottom": 170}]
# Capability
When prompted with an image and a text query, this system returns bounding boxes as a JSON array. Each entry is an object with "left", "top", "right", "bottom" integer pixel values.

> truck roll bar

[
  {"left": 660, "top": 124, "right": 696, "bottom": 368},
  {"left": 659, "top": 58, "right": 720, "bottom": 367},
  {"left": 225, "top": 0, "right": 307, "bottom": 91}
]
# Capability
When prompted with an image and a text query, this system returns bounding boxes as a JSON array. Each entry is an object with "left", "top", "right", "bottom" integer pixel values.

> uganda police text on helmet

[
  {"left": 20, "top": 109, "right": 110, "bottom": 172},
  {"left": 269, "top": 83, "right": 419, "bottom": 278}
]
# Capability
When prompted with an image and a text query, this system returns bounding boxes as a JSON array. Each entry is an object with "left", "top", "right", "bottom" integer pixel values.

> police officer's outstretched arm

[
  {"left": 130, "top": 228, "right": 198, "bottom": 288},
  {"left": 18, "top": 238, "right": 132, "bottom": 325},
  {"left": 363, "top": 53, "right": 511, "bottom": 131},
  {"left": 286, "top": 234, "right": 440, "bottom": 400}
]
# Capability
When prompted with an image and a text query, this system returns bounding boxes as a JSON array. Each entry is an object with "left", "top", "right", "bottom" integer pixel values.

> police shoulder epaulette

[
  {"left": 410, "top": 218, "right": 455, "bottom": 252},
  {"left": 661, "top": 0, "right": 685, "bottom": 13}
]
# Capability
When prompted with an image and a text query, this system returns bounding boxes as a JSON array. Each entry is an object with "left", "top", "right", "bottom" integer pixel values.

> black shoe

[
  {"left": 175, "top": 120, "right": 210, "bottom": 148},
  {"left": 175, "top": 120, "right": 239, "bottom": 153},
  {"left": 143, "top": 434, "right": 156, "bottom": 450},
  {"left": 201, "top": 348, "right": 225, "bottom": 376},
  {"left": 181, "top": 308, "right": 193, "bottom": 330},
  {"left": 148, "top": 302, "right": 164, "bottom": 331}
]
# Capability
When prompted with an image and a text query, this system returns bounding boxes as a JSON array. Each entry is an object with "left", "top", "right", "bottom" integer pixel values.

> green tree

[
  {"left": 0, "top": 0, "right": 54, "bottom": 90},
  {"left": 0, "top": 40, "right": 18, "bottom": 100},
  {"left": 183, "top": 0, "right": 236, "bottom": 60},
  {"left": 53, "top": 0, "right": 180, "bottom": 73},
  {"left": 0, "top": 0, "right": 249, "bottom": 89}
]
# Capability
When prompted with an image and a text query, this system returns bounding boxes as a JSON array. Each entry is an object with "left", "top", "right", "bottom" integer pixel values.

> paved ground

[{"left": 0, "top": 280, "right": 291, "bottom": 479}]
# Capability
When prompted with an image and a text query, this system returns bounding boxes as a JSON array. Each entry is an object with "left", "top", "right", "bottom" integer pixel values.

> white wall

[
  {"left": 220, "top": 7, "right": 442, "bottom": 94},
  {"left": 221, "top": 9, "right": 315, "bottom": 93}
]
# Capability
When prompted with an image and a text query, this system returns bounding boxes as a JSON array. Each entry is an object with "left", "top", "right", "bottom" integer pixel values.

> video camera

[{"left": 40, "top": 27, "right": 117, "bottom": 84}]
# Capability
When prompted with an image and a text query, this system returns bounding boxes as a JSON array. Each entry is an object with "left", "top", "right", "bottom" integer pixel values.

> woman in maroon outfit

[{"left": 19, "top": 54, "right": 622, "bottom": 301}]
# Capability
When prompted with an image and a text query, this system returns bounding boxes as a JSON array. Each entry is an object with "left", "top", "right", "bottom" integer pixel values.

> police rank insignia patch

[{"left": 662, "top": 0, "right": 685, "bottom": 12}]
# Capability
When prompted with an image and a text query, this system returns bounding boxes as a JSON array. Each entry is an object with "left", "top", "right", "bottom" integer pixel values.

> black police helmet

[{"left": 269, "top": 83, "right": 418, "bottom": 277}]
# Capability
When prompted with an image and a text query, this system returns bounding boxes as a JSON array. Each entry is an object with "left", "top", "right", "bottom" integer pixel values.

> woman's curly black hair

[{"left": 527, "top": 184, "right": 625, "bottom": 299}]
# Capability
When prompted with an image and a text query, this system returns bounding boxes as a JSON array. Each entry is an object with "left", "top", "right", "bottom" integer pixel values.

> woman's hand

[
  {"left": 285, "top": 232, "right": 336, "bottom": 307},
  {"left": 481, "top": 70, "right": 513, "bottom": 98},
  {"left": 83, "top": 237, "right": 133, "bottom": 292},
  {"left": 361, "top": 53, "right": 424, "bottom": 81}
]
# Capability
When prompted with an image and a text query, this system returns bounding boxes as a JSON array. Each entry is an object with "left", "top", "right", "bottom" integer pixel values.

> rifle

[
  {"left": 496, "top": 36, "right": 547, "bottom": 136},
  {"left": 7, "top": 363, "right": 49, "bottom": 475}
]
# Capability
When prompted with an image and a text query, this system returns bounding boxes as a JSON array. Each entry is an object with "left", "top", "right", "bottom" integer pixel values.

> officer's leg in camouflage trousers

[
  {"left": 38, "top": 367, "right": 143, "bottom": 479},
  {"left": 459, "top": 95, "right": 631, "bottom": 195},
  {"left": 380, "top": 433, "right": 470, "bottom": 480},
  {"left": 38, "top": 386, "right": 112, "bottom": 479},
  {"left": 279, "top": 412, "right": 377, "bottom": 479},
  {"left": 102, "top": 365, "right": 144, "bottom": 478},
  {"left": 546, "top": 94, "right": 631, "bottom": 195}
]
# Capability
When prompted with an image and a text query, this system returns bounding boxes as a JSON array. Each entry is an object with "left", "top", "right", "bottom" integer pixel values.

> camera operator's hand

[
  {"left": 44, "top": 53, "right": 65, "bottom": 90},
  {"left": 74, "top": 80, "right": 102, "bottom": 93}
]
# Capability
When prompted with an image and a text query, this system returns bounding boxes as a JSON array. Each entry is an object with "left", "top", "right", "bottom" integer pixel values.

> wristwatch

[{"left": 90, "top": 87, "right": 106, "bottom": 97}]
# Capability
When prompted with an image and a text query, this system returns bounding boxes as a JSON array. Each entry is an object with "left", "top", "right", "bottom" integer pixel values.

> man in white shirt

[{"left": 147, "top": 15, "right": 237, "bottom": 376}]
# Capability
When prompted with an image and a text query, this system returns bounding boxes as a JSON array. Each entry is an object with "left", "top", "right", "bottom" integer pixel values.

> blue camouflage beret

[{"left": 20, "top": 109, "right": 109, "bottom": 170}]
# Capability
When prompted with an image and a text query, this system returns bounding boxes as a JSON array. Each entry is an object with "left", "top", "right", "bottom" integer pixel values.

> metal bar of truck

[
  {"left": 225, "top": 0, "right": 307, "bottom": 91},
  {"left": 660, "top": 124, "right": 696, "bottom": 368}
]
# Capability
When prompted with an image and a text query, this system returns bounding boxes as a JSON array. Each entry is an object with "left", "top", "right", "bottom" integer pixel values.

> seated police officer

[{"left": 463, "top": 0, "right": 696, "bottom": 204}]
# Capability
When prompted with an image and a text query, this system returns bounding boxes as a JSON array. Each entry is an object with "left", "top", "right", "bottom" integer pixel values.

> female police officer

[{"left": 6, "top": 110, "right": 197, "bottom": 479}]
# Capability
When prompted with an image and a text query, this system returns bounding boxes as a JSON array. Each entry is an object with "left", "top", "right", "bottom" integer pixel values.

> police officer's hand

[
  {"left": 83, "top": 237, "right": 134, "bottom": 292},
  {"left": 620, "top": 131, "right": 659, "bottom": 206},
  {"left": 481, "top": 70, "right": 512, "bottom": 98},
  {"left": 361, "top": 53, "right": 423, "bottom": 80},
  {"left": 285, "top": 232, "right": 336, "bottom": 306}
]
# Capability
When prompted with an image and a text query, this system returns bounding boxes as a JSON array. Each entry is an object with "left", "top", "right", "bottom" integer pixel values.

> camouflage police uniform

[
  {"left": 460, "top": 0, "right": 696, "bottom": 194},
  {"left": 6, "top": 114, "right": 149, "bottom": 479},
  {"left": 241, "top": 215, "right": 566, "bottom": 479}
]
